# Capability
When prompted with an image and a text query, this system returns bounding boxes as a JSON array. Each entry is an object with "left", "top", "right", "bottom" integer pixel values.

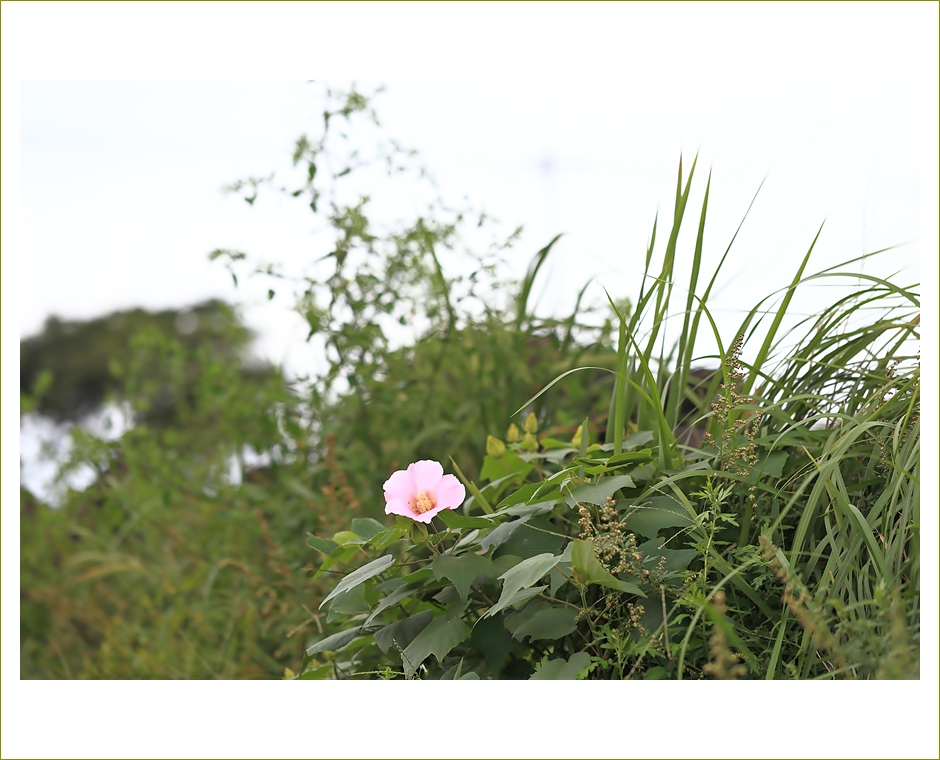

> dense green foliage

[
  {"left": 301, "top": 155, "right": 920, "bottom": 681},
  {"left": 20, "top": 85, "right": 919, "bottom": 680}
]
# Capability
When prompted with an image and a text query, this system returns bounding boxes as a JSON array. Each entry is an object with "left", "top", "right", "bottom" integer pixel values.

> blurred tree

[{"left": 20, "top": 299, "right": 273, "bottom": 425}]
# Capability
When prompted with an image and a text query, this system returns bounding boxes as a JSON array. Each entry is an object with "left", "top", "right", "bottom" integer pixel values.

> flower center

[{"left": 414, "top": 492, "right": 436, "bottom": 514}]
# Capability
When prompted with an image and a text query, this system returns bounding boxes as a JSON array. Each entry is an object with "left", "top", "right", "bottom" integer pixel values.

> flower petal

[
  {"left": 410, "top": 460, "right": 444, "bottom": 496},
  {"left": 384, "top": 468, "right": 416, "bottom": 505},
  {"left": 432, "top": 474, "right": 466, "bottom": 510},
  {"left": 384, "top": 497, "right": 416, "bottom": 519}
]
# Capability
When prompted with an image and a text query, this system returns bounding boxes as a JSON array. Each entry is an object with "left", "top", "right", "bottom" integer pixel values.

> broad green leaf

[
  {"left": 401, "top": 606, "right": 470, "bottom": 676},
  {"left": 506, "top": 603, "right": 578, "bottom": 642},
  {"left": 306, "top": 626, "right": 362, "bottom": 656},
  {"left": 312, "top": 544, "right": 359, "bottom": 580},
  {"left": 483, "top": 585, "right": 546, "bottom": 617},
  {"left": 374, "top": 609, "right": 433, "bottom": 654},
  {"left": 331, "top": 530, "right": 364, "bottom": 546},
  {"left": 306, "top": 535, "right": 337, "bottom": 555},
  {"left": 480, "top": 450, "right": 534, "bottom": 482},
  {"left": 570, "top": 539, "right": 645, "bottom": 596},
  {"left": 458, "top": 672, "right": 480, "bottom": 680},
  {"left": 351, "top": 517, "right": 386, "bottom": 541},
  {"left": 492, "top": 516, "right": 566, "bottom": 560},
  {"left": 636, "top": 538, "right": 698, "bottom": 573},
  {"left": 370, "top": 524, "right": 408, "bottom": 551},
  {"left": 550, "top": 543, "right": 574, "bottom": 595},
  {"left": 480, "top": 515, "right": 532, "bottom": 552},
  {"left": 530, "top": 652, "right": 592, "bottom": 680},
  {"left": 431, "top": 553, "right": 495, "bottom": 602},
  {"left": 496, "top": 482, "right": 542, "bottom": 509},
  {"left": 625, "top": 495, "right": 693, "bottom": 539},
  {"left": 484, "top": 552, "right": 561, "bottom": 617},
  {"left": 364, "top": 583, "right": 418, "bottom": 627},
  {"left": 470, "top": 613, "right": 521, "bottom": 674},
  {"left": 436, "top": 510, "right": 496, "bottom": 530},
  {"left": 605, "top": 448, "right": 655, "bottom": 467},
  {"left": 319, "top": 554, "right": 395, "bottom": 608},
  {"left": 564, "top": 474, "right": 636, "bottom": 508}
]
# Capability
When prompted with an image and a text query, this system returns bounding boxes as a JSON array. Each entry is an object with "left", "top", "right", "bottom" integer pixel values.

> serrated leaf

[
  {"left": 530, "top": 652, "right": 592, "bottom": 680},
  {"left": 319, "top": 554, "right": 395, "bottom": 608},
  {"left": 431, "top": 553, "right": 494, "bottom": 602},
  {"left": 374, "top": 610, "right": 433, "bottom": 654},
  {"left": 401, "top": 606, "right": 470, "bottom": 676},
  {"left": 484, "top": 552, "right": 561, "bottom": 617}
]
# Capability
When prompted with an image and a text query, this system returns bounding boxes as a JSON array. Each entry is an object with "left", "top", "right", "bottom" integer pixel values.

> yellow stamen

[{"left": 414, "top": 492, "right": 435, "bottom": 514}]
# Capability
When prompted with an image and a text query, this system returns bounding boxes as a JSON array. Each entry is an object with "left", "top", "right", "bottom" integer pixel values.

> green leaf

[
  {"left": 485, "top": 552, "right": 561, "bottom": 617},
  {"left": 306, "top": 626, "right": 362, "bottom": 656},
  {"left": 436, "top": 510, "right": 496, "bottom": 530},
  {"left": 306, "top": 535, "right": 337, "bottom": 555},
  {"left": 351, "top": 517, "right": 386, "bottom": 541},
  {"left": 570, "top": 540, "right": 645, "bottom": 596},
  {"left": 636, "top": 538, "right": 698, "bottom": 573},
  {"left": 431, "top": 553, "right": 495, "bottom": 602},
  {"left": 401, "top": 605, "right": 470, "bottom": 676},
  {"left": 319, "top": 554, "right": 395, "bottom": 608},
  {"left": 605, "top": 448, "right": 655, "bottom": 467},
  {"left": 506, "top": 603, "right": 578, "bottom": 642},
  {"left": 530, "top": 652, "right": 592, "bottom": 680},
  {"left": 480, "top": 514, "right": 532, "bottom": 552},
  {"left": 470, "top": 613, "right": 521, "bottom": 674},
  {"left": 370, "top": 524, "right": 408, "bottom": 551},
  {"left": 364, "top": 584, "right": 418, "bottom": 627},
  {"left": 484, "top": 585, "right": 546, "bottom": 618},
  {"left": 496, "top": 482, "right": 542, "bottom": 509},
  {"left": 565, "top": 474, "right": 636, "bottom": 508},
  {"left": 625, "top": 495, "right": 693, "bottom": 539},
  {"left": 374, "top": 610, "right": 433, "bottom": 654},
  {"left": 480, "top": 450, "right": 534, "bottom": 482},
  {"left": 493, "top": 516, "right": 566, "bottom": 560}
]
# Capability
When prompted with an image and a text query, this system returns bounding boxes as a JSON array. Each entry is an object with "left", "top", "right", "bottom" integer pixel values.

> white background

[{"left": 3, "top": 3, "right": 938, "bottom": 759}]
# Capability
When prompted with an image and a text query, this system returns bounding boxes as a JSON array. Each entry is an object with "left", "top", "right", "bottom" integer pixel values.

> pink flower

[{"left": 383, "top": 460, "right": 466, "bottom": 524}]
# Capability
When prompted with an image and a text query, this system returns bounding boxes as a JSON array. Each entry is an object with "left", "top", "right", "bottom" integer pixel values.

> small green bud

[
  {"left": 571, "top": 424, "right": 584, "bottom": 448},
  {"left": 523, "top": 412, "right": 539, "bottom": 434},
  {"left": 520, "top": 432, "right": 539, "bottom": 452},
  {"left": 409, "top": 521, "right": 429, "bottom": 545},
  {"left": 486, "top": 435, "right": 506, "bottom": 458},
  {"left": 506, "top": 423, "right": 521, "bottom": 443}
]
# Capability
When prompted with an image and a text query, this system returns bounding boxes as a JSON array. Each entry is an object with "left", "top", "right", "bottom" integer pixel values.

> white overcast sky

[{"left": 2, "top": 3, "right": 938, "bottom": 759}]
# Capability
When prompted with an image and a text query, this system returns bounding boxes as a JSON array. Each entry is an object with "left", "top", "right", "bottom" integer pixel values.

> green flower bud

[
  {"left": 523, "top": 412, "right": 539, "bottom": 434},
  {"left": 571, "top": 424, "right": 584, "bottom": 448},
  {"left": 486, "top": 435, "right": 506, "bottom": 458},
  {"left": 409, "top": 521, "right": 429, "bottom": 545},
  {"left": 506, "top": 423, "right": 521, "bottom": 443},
  {"left": 520, "top": 432, "right": 539, "bottom": 452}
]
